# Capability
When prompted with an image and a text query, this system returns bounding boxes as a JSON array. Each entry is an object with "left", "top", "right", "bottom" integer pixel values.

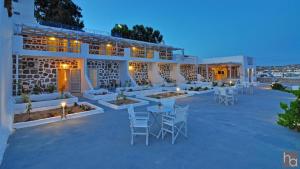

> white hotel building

[{"left": 0, "top": 0, "right": 256, "bottom": 162}]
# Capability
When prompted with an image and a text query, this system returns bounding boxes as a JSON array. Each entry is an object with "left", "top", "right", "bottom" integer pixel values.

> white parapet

[
  {"left": 148, "top": 63, "right": 165, "bottom": 86},
  {"left": 171, "top": 64, "right": 186, "bottom": 84}
]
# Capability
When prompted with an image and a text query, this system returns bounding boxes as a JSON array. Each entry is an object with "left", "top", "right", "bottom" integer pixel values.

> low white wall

[
  {"left": 120, "top": 61, "right": 137, "bottom": 87},
  {"left": 148, "top": 63, "right": 164, "bottom": 85},
  {"left": 0, "top": 1, "right": 13, "bottom": 164},
  {"left": 80, "top": 57, "right": 93, "bottom": 91},
  {"left": 171, "top": 64, "right": 186, "bottom": 84}
]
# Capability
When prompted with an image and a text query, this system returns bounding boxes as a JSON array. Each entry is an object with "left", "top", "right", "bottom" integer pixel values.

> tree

[
  {"left": 111, "top": 24, "right": 164, "bottom": 43},
  {"left": 34, "top": 0, "right": 84, "bottom": 29},
  {"left": 111, "top": 24, "right": 131, "bottom": 39},
  {"left": 4, "top": 0, "right": 12, "bottom": 17}
]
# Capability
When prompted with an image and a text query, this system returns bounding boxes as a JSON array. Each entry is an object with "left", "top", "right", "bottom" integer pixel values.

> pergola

[{"left": 15, "top": 24, "right": 184, "bottom": 53}]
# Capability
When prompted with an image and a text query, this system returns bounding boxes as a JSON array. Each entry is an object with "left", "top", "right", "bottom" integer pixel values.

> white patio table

[{"left": 147, "top": 105, "right": 173, "bottom": 138}]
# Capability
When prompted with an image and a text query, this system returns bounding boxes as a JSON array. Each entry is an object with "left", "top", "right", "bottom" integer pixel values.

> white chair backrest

[
  {"left": 214, "top": 89, "right": 220, "bottom": 95},
  {"left": 161, "top": 99, "right": 175, "bottom": 109},
  {"left": 220, "top": 89, "right": 227, "bottom": 95},
  {"left": 174, "top": 105, "right": 189, "bottom": 123},
  {"left": 127, "top": 105, "right": 135, "bottom": 120},
  {"left": 227, "top": 88, "right": 234, "bottom": 95}
]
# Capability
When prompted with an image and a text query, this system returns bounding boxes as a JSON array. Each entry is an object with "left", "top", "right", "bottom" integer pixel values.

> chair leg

[
  {"left": 146, "top": 127, "right": 149, "bottom": 146},
  {"left": 162, "top": 123, "right": 165, "bottom": 140},
  {"left": 131, "top": 128, "right": 134, "bottom": 145},
  {"left": 172, "top": 125, "right": 175, "bottom": 144},
  {"left": 185, "top": 123, "right": 188, "bottom": 137}
]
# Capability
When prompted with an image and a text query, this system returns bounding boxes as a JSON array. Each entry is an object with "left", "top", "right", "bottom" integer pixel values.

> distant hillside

[{"left": 257, "top": 64, "right": 300, "bottom": 72}]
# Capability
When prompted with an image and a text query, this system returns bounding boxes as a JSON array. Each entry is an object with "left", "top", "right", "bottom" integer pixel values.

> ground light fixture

[
  {"left": 128, "top": 65, "right": 133, "bottom": 71},
  {"left": 61, "top": 102, "right": 67, "bottom": 119}
]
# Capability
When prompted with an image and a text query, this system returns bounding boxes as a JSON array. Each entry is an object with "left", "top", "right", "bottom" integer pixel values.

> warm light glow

[
  {"left": 176, "top": 87, "right": 180, "bottom": 92},
  {"left": 61, "top": 64, "right": 69, "bottom": 69},
  {"left": 106, "top": 44, "right": 112, "bottom": 47},
  {"left": 229, "top": 80, "right": 232, "bottom": 84},
  {"left": 49, "top": 37, "right": 56, "bottom": 41},
  {"left": 61, "top": 102, "right": 66, "bottom": 108},
  {"left": 128, "top": 65, "right": 133, "bottom": 71},
  {"left": 132, "top": 47, "right": 136, "bottom": 50},
  {"left": 73, "top": 40, "right": 80, "bottom": 44}
]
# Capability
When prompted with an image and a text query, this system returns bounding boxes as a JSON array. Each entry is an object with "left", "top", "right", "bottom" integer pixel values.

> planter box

[
  {"left": 179, "top": 83, "right": 212, "bottom": 90},
  {"left": 13, "top": 92, "right": 78, "bottom": 114},
  {"left": 186, "top": 89, "right": 214, "bottom": 95},
  {"left": 13, "top": 102, "right": 104, "bottom": 129},
  {"left": 83, "top": 89, "right": 117, "bottom": 101},
  {"left": 137, "top": 91, "right": 194, "bottom": 102},
  {"left": 116, "top": 86, "right": 163, "bottom": 97},
  {"left": 98, "top": 97, "right": 149, "bottom": 110}
]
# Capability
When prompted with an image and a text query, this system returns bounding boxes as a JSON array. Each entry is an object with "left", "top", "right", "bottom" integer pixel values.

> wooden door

[{"left": 70, "top": 69, "right": 81, "bottom": 94}]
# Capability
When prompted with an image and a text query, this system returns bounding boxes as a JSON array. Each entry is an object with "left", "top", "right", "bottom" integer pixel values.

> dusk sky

[{"left": 74, "top": 0, "right": 300, "bottom": 66}]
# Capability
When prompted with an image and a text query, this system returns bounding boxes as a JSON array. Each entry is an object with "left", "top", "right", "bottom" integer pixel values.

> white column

[
  {"left": 15, "top": 55, "right": 19, "bottom": 95},
  {"left": 116, "top": 42, "right": 118, "bottom": 56},
  {"left": 229, "top": 65, "right": 232, "bottom": 80},
  {"left": 205, "top": 64, "right": 209, "bottom": 81}
]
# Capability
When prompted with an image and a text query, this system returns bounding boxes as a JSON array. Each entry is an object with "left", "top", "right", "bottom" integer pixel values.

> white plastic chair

[
  {"left": 214, "top": 89, "right": 220, "bottom": 102},
  {"left": 226, "top": 89, "right": 236, "bottom": 105},
  {"left": 161, "top": 105, "right": 189, "bottom": 144},
  {"left": 219, "top": 89, "right": 227, "bottom": 105},
  {"left": 128, "top": 105, "right": 150, "bottom": 146},
  {"left": 161, "top": 99, "right": 176, "bottom": 114}
]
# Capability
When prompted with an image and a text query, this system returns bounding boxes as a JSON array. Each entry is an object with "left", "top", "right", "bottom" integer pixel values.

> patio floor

[{"left": 1, "top": 88, "right": 300, "bottom": 169}]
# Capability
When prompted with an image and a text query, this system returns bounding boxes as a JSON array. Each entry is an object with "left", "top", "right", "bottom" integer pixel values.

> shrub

[
  {"left": 290, "top": 90, "right": 300, "bottom": 99},
  {"left": 271, "top": 83, "right": 285, "bottom": 91},
  {"left": 277, "top": 99, "right": 300, "bottom": 131},
  {"left": 32, "top": 84, "right": 42, "bottom": 95},
  {"left": 21, "top": 93, "right": 30, "bottom": 103},
  {"left": 79, "top": 104, "right": 93, "bottom": 111},
  {"left": 46, "top": 84, "right": 56, "bottom": 93}
]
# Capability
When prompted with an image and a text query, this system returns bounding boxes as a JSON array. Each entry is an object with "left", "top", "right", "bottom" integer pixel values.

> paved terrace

[{"left": 1, "top": 88, "right": 300, "bottom": 169}]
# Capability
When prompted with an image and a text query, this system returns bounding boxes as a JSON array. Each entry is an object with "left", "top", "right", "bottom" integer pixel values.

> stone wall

[
  {"left": 180, "top": 64, "right": 197, "bottom": 81},
  {"left": 12, "top": 56, "right": 78, "bottom": 95},
  {"left": 129, "top": 62, "right": 150, "bottom": 85},
  {"left": 158, "top": 63, "right": 173, "bottom": 82},
  {"left": 87, "top": 59, "right": 120, "bottom": 87}
]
